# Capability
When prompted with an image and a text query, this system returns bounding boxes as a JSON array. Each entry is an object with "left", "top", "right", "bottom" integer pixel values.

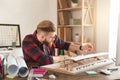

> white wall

[
  {"left": 48, "top": 0, "right": 57, "bottom": 27},
  {"left": 116, "top": 1, "right": 120, "bottom": 64},
  {"left": 0, "top": 0, "right": 49, "bottom": 41},
  {"left": 109, "top": 0, "right": 119, "bottom": 58},
  {"left": 96, "top": 0, "right": 110, "bottom": 52}
]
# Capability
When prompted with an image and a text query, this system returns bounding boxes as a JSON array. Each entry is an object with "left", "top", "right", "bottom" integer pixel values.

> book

[
  {"left": 58, "top": 0, "right": 71, "bottom": 9},
  {"left": 32, "top": 68, "right": 48, "bottom": 77},
  {"left": 58, "top": 11, "right": 72, "bottom": 25},
  {"left": 57, "top": 28, "right": 64, "bottom": 40}
]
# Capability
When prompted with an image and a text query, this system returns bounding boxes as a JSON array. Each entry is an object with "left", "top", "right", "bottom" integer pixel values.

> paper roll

[
  {"left": 7, "top": 55, "right": 19, "bottom": 76},
  {"left": 16, "top": 57, "right": 29, "bottom": 77}
]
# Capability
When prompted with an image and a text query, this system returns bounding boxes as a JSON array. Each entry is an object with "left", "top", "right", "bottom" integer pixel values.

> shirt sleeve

[
  {"left": 22, "top": 35, "right": 53, "bottom": 66},
  {"left": 54, "top": 35, "right": 71, "bottom": 50}
]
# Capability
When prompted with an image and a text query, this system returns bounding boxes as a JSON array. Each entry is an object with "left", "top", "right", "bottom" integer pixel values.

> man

[{"left": 22, "top": 20, "right": 94, "bottom": 66}]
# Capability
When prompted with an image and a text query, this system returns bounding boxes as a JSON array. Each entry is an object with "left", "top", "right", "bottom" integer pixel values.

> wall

[
  {"left": 48, "top": 0, "right": 57, "bottom": 27},
  {"left": 109, "top": 0, "right": 119, "bottom": 58},
  {"left": 0, "top": 0, "right": 58, "bottom": 56},
  {"left": 116, "top": 2, "right": 120, "bottom": 64},
  {"left": 96, "top": 0, "right": 110, "bottom": 52},
  {"left": 0, "top": 0, "right": 49, "bottom": 41}
]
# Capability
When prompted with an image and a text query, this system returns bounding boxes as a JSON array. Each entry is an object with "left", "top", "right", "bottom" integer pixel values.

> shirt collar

[
  {"left": 32, "top": 30, "right": 43, "bottom": 45},
  {"left": 33, "top": 30, "right": 37, "bottom": 36}
]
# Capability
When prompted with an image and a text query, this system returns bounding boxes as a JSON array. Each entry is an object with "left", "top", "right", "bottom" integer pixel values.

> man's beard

[{"left": 43, "top": 39, "right": 52, "bottom": 47}]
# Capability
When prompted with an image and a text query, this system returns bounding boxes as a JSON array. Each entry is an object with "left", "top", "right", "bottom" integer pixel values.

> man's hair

[{"left": 37, "top": 20, "right": 56, "bottom": 34}]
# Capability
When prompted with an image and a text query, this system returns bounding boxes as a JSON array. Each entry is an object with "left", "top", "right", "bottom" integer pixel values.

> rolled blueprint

[
  {"left": 16, "top": 57, "right": 29, "bottom": 77},
  {"left": 7, "top": 55, "right": 19, "bottom": 76}
]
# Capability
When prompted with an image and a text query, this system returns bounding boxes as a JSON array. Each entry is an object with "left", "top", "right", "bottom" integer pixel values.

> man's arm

[
  {"left": 55, "top": 35, "right": 94, "bottom": 55},
  {"left": 55, "top": 35, "right": 70, "bottom": 50}
]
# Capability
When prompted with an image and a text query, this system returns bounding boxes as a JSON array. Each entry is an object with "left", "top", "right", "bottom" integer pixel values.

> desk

[
  {"left": 102, "top": 64, "right": 120, "bottom": 80},
  {"left": 45, "top": 71, "right": 110, "bottom": 80},
  {"left": 5, "top": 76, "right": 27, "bottom": 80},
  {"left": 4, "top": 64, "right": 120, "bottom": 80},
  {"left": 4, "top": 72, "right": 109, "bottom": 80}
]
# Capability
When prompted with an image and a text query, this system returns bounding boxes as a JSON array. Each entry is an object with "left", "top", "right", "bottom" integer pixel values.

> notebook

[{"left": 32, "top": 68, "right": 47, "bottom": 77}]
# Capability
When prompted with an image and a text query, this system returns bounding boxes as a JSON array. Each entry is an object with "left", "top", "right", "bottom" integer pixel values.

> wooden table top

[
  {"left": 4, "top": 70, "right": 110, "bottom": 80},
  {"left": 45, "top": 70, "right": 110, "bottom": 80},
  {"left": 4, "top": 63, "right": 117, "bottom": 80}
]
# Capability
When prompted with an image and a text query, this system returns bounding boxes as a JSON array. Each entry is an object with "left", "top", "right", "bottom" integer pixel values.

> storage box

[{"left": 69, "top": 18, "right": 81, "bottom": 25}]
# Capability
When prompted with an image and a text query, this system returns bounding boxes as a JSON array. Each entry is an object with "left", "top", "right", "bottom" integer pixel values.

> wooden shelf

[
  {"left": 58, "top": 24, "right": 94, "bottom": 28},
  {"left": 57, "top": 0, "right": 96, "bottom": 54},
  {"left": 58, "top": 25, "right": 82, "bottom": 28},
  {"left": 84, "top": 24, "right": 94, "bottom": 27},
  {"left": 58, "top": 7, "right": 94, "bottom": 11},
  {"left": 58, "top": 7, "right": 81, "bottom": 11}
]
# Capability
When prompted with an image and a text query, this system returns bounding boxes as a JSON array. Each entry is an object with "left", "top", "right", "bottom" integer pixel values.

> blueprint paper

[
  {"left": 70, "top": 52, "right": 108, "bottom": 61},
  {"left": 12, "top": 48, "right": 24, "bottom": 57},
  {"left": 7, "top": 55, "right": 19, "bottom": 76},
  {"left": 16, "top": 57, "right": 29, "bottom": 77}
]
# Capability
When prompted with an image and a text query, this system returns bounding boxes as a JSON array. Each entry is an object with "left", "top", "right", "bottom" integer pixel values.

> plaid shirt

[{"left": 22, "top": 30, "right": 70, "bottom": 66}]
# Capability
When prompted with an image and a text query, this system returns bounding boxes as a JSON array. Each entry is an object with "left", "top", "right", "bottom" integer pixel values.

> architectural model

[{"left": 42, "top": 53, "right": 114, "bottom": 74}]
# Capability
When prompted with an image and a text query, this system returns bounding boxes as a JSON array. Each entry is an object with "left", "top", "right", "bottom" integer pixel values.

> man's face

[{"left": 43, "top": 32, "right": 55, "bottom": 47}]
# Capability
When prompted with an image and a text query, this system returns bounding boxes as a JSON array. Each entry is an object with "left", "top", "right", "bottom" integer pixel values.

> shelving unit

[{"left": 57, "top": 0, "right": 96, "bottom": 55}]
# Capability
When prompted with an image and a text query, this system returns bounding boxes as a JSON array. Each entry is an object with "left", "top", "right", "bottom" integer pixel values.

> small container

[{"left": 74, "top": 33, "right": 80, "bottom": 42}]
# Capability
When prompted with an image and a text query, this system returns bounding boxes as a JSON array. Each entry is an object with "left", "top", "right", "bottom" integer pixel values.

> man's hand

[
  {"left": 68, "top": 42, "right": 95, "bottom": 55},
  {"left": 53, "top": 55, "right": 71, "bottom": 63},
  {"left": 81, "top": 43, "right": 95, "bottom": 53}
]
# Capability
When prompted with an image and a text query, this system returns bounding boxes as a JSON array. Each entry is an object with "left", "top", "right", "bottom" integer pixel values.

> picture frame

[{"left": 0, "top": 24, "right": 21, "bottom": 48}]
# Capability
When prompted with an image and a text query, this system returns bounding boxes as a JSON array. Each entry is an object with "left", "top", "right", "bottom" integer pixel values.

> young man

[{"left": 22, "top": 20, "right": 94, "bottom": 66}]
